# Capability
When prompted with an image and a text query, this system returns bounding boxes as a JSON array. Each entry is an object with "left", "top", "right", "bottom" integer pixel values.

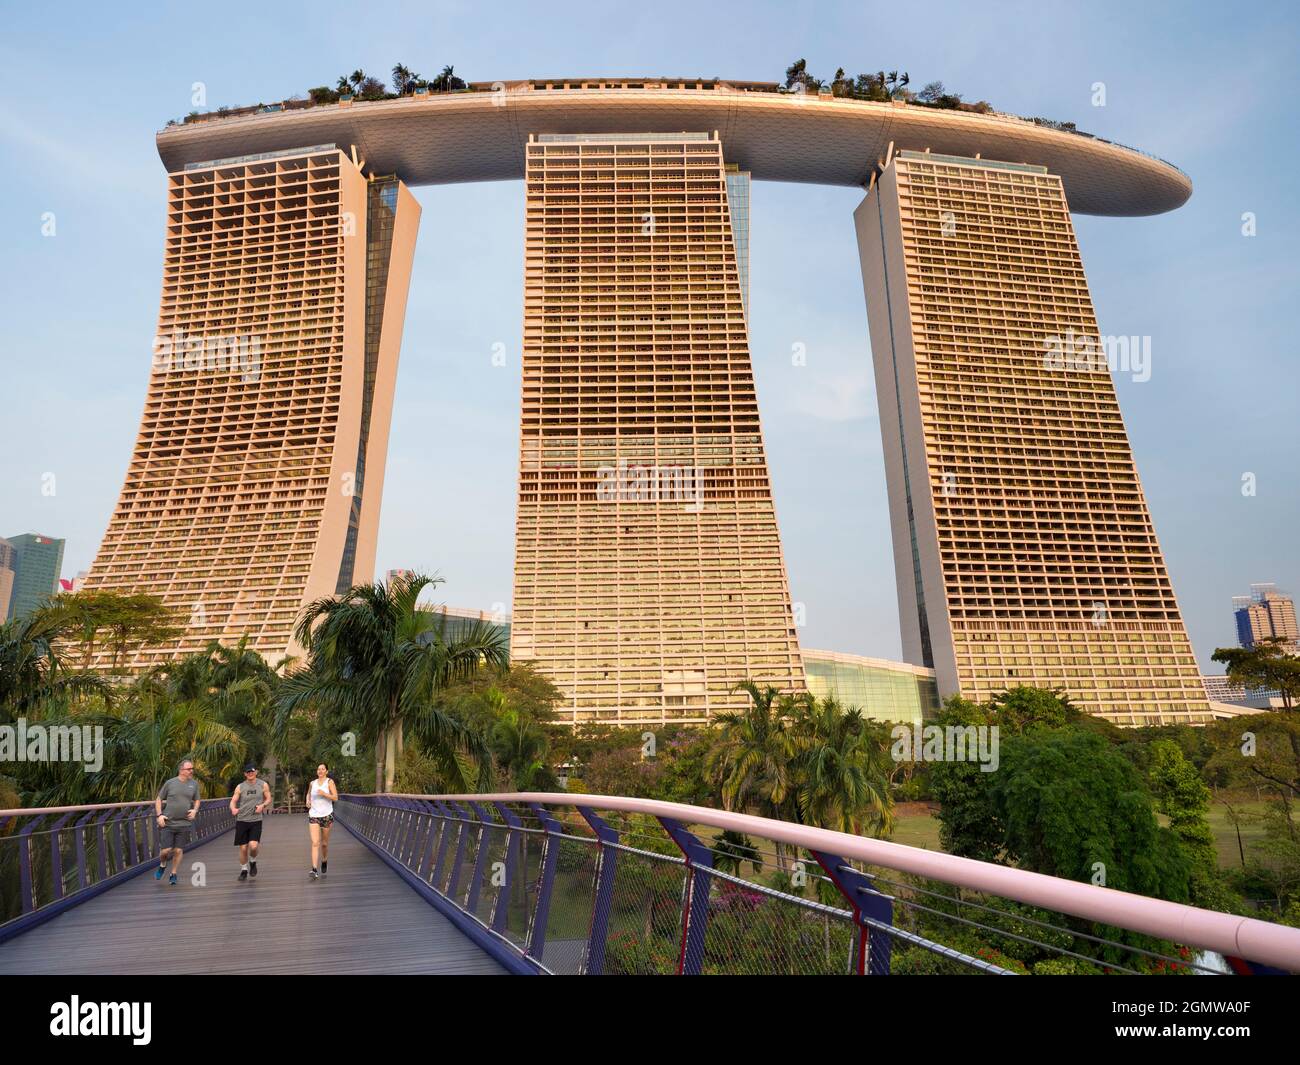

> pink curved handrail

[
  {"left": 383, "top": 791, "right": 1300, "bottom": 971},
  {"left": 0, "top": 800, "right": 153, "bottom": 818}
]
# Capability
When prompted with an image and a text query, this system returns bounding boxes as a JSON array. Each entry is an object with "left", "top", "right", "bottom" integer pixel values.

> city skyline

[{"left": 2, "top": 2, "right": 1297, "bottom": 677}]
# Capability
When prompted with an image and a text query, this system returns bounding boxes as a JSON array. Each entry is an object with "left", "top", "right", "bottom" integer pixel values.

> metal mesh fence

[
  {"left": 329, "top": 798, "right": 1259, "bottom": 976},
  {"left": 538, "top": 833, "right": 600, "bottom": 974},
  {"left": 699, "top": 868, "right": 857, "bottom": 975},
  {"left": 0, "top": 803, "right": 232, "bottom": 931},
  {"left": 602, "top": 844, "right": 689, "bottom": 975}
]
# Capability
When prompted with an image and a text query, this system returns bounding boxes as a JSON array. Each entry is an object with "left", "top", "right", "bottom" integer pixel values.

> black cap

[{"left": 243, "top": 763, "right": 257, "bottom": 773}]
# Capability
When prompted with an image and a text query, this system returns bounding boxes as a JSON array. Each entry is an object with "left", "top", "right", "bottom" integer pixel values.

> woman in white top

[{"left": 306, "top": 763, "right": 338, "bottom": 880}]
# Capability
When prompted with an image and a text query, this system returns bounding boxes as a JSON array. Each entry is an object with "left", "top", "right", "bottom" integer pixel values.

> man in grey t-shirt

[
  {"left": 154, "top": 759, "right": 201, "bottom": 886},
  {"left": 229, "top": 764, "right": 272, "bottom": 881}
]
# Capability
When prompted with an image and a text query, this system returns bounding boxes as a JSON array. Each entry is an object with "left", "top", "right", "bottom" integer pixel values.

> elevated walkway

[{"left": 0, "top": 813, "right": 503, "bottom": 974}]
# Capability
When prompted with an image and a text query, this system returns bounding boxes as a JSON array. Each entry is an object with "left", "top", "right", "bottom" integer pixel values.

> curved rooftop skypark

[{"left": 156, "top": 79, "right": 1190, "bottom": 215}]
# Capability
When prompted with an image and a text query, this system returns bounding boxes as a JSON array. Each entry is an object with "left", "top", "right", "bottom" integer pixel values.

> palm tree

[
  {"left": 274, "top": 573, "right": 507, "bottom": 792},
  {"left": 489, "top": 699, "right": 548, "bottom": 789},
  {"left": 707, "top": 682, "right": 802, "bottom": 866},
  {"left": 430, "top": 65, "right": 464, "bottom": 92},
  {"left": 391, "top": 63, "right": 418, "bottom": 94},
  {"left": 23, "top": 680, "right": 245, "bottom": 807},
  {"left": 111, "top": 693, "right": 246, "bottom": 800},
  {"left": 791, "top": 697, "right": 894, "bottom": 837},
  {"left": 0, "top": 606, "right": 107, "bottom": 717}
]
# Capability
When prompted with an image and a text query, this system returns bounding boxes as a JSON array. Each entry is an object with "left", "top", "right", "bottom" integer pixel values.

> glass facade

[
  {"left": 5, "top": 534, "right": 65, "bottom": 621},
  {"left": 418, "top": 605, "right": 512, "bottom": 650},
  {"left": 336, "top": 176, "right": 400, "bottom": 593},
  {"left": 724, "top": 166, "right": 751, "bottom": 316},
  {"left": 802, "top": 649, "right": 939, "bottom": 727}
]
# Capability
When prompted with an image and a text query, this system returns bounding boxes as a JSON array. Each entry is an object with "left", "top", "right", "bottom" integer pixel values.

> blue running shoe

[
  {"left": 168, "top": 873, "right": 178, "bottom": 886},
  {"left": 154, "top": 865, "right": 166, "bottom": 881}
]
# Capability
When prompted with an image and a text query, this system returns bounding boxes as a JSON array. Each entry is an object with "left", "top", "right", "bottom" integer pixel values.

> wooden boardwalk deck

[{"left": 0, "top": 814, "right": 506, "bottom": 974}]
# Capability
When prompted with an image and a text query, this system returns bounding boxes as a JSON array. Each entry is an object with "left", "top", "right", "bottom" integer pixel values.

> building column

[
  {"left": 855, "top": 150, "right": 1210, "bottom": 725},
  {"left": 512, "top": 132, "right": 804, "bottom": 726},
  {"left": 85, "top": 148, "right": 419, "bottom": 670}
]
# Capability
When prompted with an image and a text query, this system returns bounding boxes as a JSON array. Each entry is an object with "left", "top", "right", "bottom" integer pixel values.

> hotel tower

[
  {"left": 83, "top": 146, "right": 419, "bottom": 667},
  {"left": 513, "top": 133, "right": 804, "bottom": 725},
  {"left": 85, "top": 81, "right": 1210, "bottom": 724},
  {"left": 855, "top": 150, "right": 1208, "bottom": 725}
]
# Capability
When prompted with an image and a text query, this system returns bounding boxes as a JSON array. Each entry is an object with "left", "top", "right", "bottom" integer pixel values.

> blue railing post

[
  {"left": 125, "top": 808, "right": 142, "bottom": 866},
  {"left": 415, "top": 801, "right": 439, "bottom": 880},
  {"left": 657, "top": 816, "right": 713, "bottom": 975},
  {"left": 379, "top": 801, "right": 397, "bottom": 851},
  {"left": 812, "top": 851, "right": 894, "bottom": 975},
  {"left": 110, "top": 808, "right": 130, "bottom": 871},
  {"left": 526, "top": 802, "right": 564, "bottom": 962},
  {"left": 491, "top": 803, "right": 523, "bottom": 935},
  {"left": 464, "top": 802, "right": 495, "bottom": 913},
  {"left": 94, "top": 808, "right": 114, "bottom": 879},
  {"left": 74, "top": 810, "right": 95, "bottom": 891},
  {"left": 47, "top": 812, "right": 75, "bottom": 901},
  {"left": 17, "top": 815, "right": 46, "bottom": 914},
  {"left": 430, "top": 801, "right": 456, "bottom": 889},
  {"left": 397, "top": 799, "right": 420, "bottom": 865},
  {"left": 445, "top": 803, "right": 473, "bottom": 899},
  {"left": 576, "top": 806, "right": 619, "bottom": 975}
]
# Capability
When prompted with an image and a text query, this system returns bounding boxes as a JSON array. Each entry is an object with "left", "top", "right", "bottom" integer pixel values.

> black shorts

[{"left": 234, "top": 821, "right": 264, "bottom": 846}]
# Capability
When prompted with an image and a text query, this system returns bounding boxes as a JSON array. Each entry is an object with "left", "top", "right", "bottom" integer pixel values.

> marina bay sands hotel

[{"left": 84, "top": 77, "right": 1213, "bottom": 727}]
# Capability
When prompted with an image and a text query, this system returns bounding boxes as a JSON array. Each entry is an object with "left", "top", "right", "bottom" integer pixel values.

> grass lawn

[{"left": 1204, "top": 799, "right": 1276, "bottom": 869}]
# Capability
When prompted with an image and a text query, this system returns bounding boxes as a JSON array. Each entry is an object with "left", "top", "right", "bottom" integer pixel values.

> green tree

[
  {"left": 0, "top": 606, "right": 107, "bottom": 717},
  {"left": 929, "top": 695, "right": 1003, "bottom": 860},
  {"left": 274, "top": 573, "right": 505, "bottom": 792},
  {"left": 992, "top": 729, "right": 1191, "bottom": 904},
  {"left": 790, "top": 697, "right": 893, "bottom": 837},
  {"left": 57, "top": 589, "right": 182, "bottom": 673},
  {"left": 707, "top": 682, "right": 796, "bottom": 820},
  {"left": 490, "top": 703, "right": 550, "bottom": 789},
  {"left": 1212, "top": 638, "right": 1300, "bottom": 711}
]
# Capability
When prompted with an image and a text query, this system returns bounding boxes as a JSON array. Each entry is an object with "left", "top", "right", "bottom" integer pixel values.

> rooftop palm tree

[{"left": 274, "top": 573, "right": 507, "bottom": 792}]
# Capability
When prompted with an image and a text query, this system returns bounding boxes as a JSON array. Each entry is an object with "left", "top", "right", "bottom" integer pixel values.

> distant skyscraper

[
  {"left": 0, "top": 539, "right": 16, "bottom": 621},
  {"left": 855, "top": 150, "right": 1209, "bottom": 726},
  {"left": 386, "top": 569, "right": 415, "bottom": 586},
  {"left": 5, "top": 534, "right": 66, "bottom": 620},
  {"left": 1234, "top": 584, "right": 1299, "bottom": 652}
]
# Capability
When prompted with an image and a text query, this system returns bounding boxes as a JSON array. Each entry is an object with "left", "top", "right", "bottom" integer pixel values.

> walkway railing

[
  {"left": 0, "top": 799, "right": 234, "bottom": 942},
  {"left": 337, "top": 793, "right": 1300, "bottom": 975}
]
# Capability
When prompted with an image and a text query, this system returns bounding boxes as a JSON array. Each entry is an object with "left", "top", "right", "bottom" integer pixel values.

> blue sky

[{"left": 1, "top": 0, "right": 1296, "bottom": 671}]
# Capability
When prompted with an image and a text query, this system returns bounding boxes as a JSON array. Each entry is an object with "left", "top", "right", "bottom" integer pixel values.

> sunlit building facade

[
  {"left": 83, "top": 146, "right": 420, "bottom": 668},
  {"left": 855, "top": 150, "right": 1210, "bottom": 726},
  {"left": 83, "top": 85, "right": 1210, "bottom": 724},
  {"left": 512, "top": 132, "right": 803, "bottom": 727}
]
